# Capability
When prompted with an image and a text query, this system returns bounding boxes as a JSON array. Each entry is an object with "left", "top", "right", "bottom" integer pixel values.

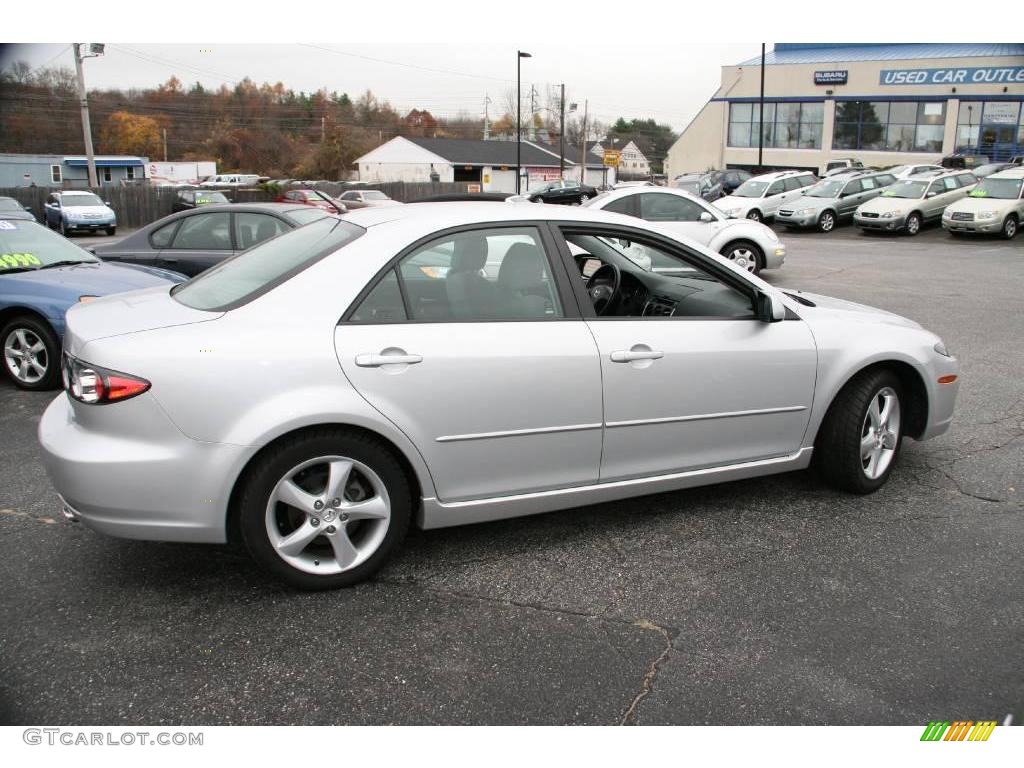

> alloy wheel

[
  {"left": 860, "top": 387, "right": 901, "bottom": 480},
  {"left": 905, "top": 214, "right": 920, "bottom": 235},
  {"left": 1004, "top": 217, "right": 1017, "bottom": 239},
  {"left": 3, "top": 328, "right": 48, "bottom": 385},
  {"left": 264, "top": 455, "right": 391, "bottom": 575},
  {"left": 747, "top": 210, "right": 761, "bottom": 222},
  {"left": 819, "top": 212, "right": 835, "bottom": 232}
]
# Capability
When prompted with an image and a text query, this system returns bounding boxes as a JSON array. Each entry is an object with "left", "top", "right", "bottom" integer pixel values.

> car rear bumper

[{"left": 38, "top": 392, "right": 251, "bottom": 543}]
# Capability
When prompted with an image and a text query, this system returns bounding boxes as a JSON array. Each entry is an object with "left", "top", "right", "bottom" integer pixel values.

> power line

[{"left": 297, "top": 44, "right": 511, "bottom": 84}]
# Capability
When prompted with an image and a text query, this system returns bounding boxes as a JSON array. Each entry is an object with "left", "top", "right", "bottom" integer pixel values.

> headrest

[
  {"left": 451, "top": 234, "right": 489, "bottom": 272},
  {"left": 498, "top": 243, "right": 546, "bottom": 290}
]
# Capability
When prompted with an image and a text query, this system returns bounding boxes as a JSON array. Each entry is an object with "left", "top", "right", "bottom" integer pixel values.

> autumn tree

[
  {"left": 99, "top": 111, "right": 164, "bottom": 157},
  {"left": 403, "top": 109, "right": 438, "bottom": 137}
]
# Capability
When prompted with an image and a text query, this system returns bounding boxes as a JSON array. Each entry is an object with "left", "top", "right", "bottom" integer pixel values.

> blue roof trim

[
  {"left": 64, "top": 159, "right": 145, "bottom": 168},
  {"left": 739, "top": 43, "right": 1024, "bottom": 65},
  {"left": 713, "top": 94, "right": 1024, "bottom": 103}
]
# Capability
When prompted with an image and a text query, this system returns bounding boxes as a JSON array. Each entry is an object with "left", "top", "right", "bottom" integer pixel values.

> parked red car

[{"left": 276, "top": 189, "right": 346, "bottom": 213}]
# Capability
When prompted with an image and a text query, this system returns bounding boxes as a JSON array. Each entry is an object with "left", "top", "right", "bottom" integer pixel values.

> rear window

[{"left": 171, "top": 217, "right": 363, "bottom": 311}]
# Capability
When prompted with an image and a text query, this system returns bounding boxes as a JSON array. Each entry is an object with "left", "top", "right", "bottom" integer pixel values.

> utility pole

[
  {"left": 559, "top": 83, "right": 565, "bottom": 178},
  {"left": 483, "top": 94, "right": 491, "bottom": 140},
  {"left": 73, "top": 43, "right": 101, "bottom": 189},
  {"left": 529, "top": 85, "right": 538, "bottom": 140},
  {"left": 516, "top": 50, "right": 532, "bottom": 194},
  {"left": 758, "top": 43, "right": 766, "bottom": 171},
  {"left": 579, "top": 100, "right": 588, "bottom": 186},
  {"left": 162, "top": 128, "right": 168, "bottom": 161}
]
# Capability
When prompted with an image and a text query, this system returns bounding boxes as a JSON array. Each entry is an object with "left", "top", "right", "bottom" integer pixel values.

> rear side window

[
  {"left": 860, "top": 178, "right": 876, "bottom": 190},
  {"left": 172, "top": 217, "right": 363, "bottom": 311},
  {"left": 783, "top": 177, "right": 803, "bottom": 191},
  {"left": 958, "top": 173, "right": 978, "bottom": 187},
  {"left": 604, "top": 196, "right": 637, "bottom": 216},
  {"left": 941, "top": 177, "right": 958, "bottom": 191},
  {"left": 877, "top": 174, "right": 896, "bottom": 187},
  {"left": 150, "top": 221, "right": 179, "bottom": 249},
  {"left": 171, "top": 212, "right": 232, "bottom": 250}
]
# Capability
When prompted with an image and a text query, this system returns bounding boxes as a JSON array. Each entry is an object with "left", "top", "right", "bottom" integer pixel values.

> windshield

[
  {"left": 0, "top": 198, "right": 24, "bottom": 211},
  {"left": 171, "top": 217, "right": 362, "bottom": 311},
  {"left": 195, "top": 192, "right": 228, "bottom": 205},
  {"left": 61, "top": 193, "right": 105, "bottom": 208},
  {"left": 732, "top": 180, "right": 768, "bottom": 198},
  {"left": 675, "top": 181, "right": 700, "bottom": 195},
  {"left": 363, "top": 191, "right": 389, "bottom": 200},
  {"left": 881, "top": 181, "right": 926, "bottom": 199},
  {"left": 0, "top": 219, "right": 98, "bottom": 271},
  {"left": 969, "top": 178, "right": 1023, "bottom": 199},
  {"left": 805, "top": 180, "right": 846, "bottom": 198}
]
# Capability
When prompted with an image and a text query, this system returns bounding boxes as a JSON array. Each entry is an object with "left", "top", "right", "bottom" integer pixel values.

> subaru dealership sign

[
  {"left": 880, "top": 67, "right": 1024, "bottom": 86},
  {"left": 814, "top": 70, "right": 848, "bottom": 85}
]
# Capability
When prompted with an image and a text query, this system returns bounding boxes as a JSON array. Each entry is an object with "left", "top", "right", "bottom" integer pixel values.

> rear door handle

[
  {"left": 355, "top": 352, "right": 423, "bottom": 367},
  {"left": 610, "top": 349, "right": 664, "bottom": 363}
]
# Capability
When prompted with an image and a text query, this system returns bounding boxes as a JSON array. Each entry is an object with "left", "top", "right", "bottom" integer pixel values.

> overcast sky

[{"left": 0, "top": 42, "right": 760, "bottom": 132}]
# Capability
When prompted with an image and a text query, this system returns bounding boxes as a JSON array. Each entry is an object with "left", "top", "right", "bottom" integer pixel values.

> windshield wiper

[
  {"left": 38, "top": 260, "right": 92, "bottom": 270},
  {"left": 0, "top": 266, "right": 40, "bottom": 274}
]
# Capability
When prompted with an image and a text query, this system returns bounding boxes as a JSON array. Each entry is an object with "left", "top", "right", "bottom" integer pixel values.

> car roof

[
  {"left": 988, "top": 167, "right": 1024, "bottom": 180},
  {"left": 57, "top": 190, "right": 96, "bottom": 196},
  {"left": 748, "top": 169, "right": 814, "bottom": 181},
  {"left": 587, "top": 185, "right": 706, "bottom": 206}
]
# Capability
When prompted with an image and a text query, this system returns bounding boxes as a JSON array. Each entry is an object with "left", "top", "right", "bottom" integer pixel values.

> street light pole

[
  {"left": 73, "top": 43, "right": 101, "bottom": 189},
  {"left": 516, "top": 50, "right": 531, "bottom": 195},
  {"left": 559, "top": 83, "right": 565, "bottom": 179}
]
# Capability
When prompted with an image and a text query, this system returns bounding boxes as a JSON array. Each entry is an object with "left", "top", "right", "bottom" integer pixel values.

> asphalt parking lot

[{"left": 1, "top": 220, "right": 1021, "bottom": 726}]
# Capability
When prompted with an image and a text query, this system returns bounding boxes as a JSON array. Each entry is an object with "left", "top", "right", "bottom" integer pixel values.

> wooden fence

[{"left": 1, "top": 181, "right": 472, "bottom": 230}]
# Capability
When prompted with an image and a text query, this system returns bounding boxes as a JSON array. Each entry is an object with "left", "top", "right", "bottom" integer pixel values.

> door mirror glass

[
  {"left": 698, "top": 211, "right": 714, "bottom": 223},
  {"left": 757, "top": 292, "right": 785, "bottom": 323}
]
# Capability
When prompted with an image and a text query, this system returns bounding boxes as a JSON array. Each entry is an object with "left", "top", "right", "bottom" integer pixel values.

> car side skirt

[{"left": 418, "top": 446, "right": 814, "bottom": 529}]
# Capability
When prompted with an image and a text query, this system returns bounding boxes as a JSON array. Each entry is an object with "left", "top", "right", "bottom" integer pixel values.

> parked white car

[
  {"left": 885, "top": 164, "right": 945, "bottom": 180},
  {"left": 200, "top": 174, "right": 261, "bottom": 188},
  {"left": 583, "top": 186, "right": 785, "bottom": 274},
  {"left": 941, "top": 167, "right": 1024, "bottom": 239},
  {"left": 854, "top": 170, "right": 977, "bottom": 235},
  {"left": 712, "top": 170, "right": 818, "bottom": 222}
]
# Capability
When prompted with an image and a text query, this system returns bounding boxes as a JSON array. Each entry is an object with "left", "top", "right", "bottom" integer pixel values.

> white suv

[
  {"left": 942, "top": 167, "right": 1024, "bottom": 239},
  {"left": 712, "top": 170, "right": 818, "bottom": 222}
]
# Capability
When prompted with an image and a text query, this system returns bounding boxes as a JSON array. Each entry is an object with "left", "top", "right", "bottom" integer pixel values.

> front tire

[
  {"left": 1, "top": 315, "right": 61, "bottom": 390},
  {"left": 59, "top": 218, "right": 68, "bottom": 237},
  {"left": 816, "top": 369, "right": 904, "bottom": 494},
  {"left": 106, "top": 226, "right": 116, "bottom": 237},
  {"left": 720, "top": 241, "right": 763, "bottom": 275},
  {"left": 904, "top": 212, "right": 921, "bottom": 236},
  {"left": 817, "top": 210, "right": 836, "bottom": 233},
  {"left": 1002, "top": 215, "right": 1017, "bottom": 240},
  {"left": 746, "top": 209, "right": 763, "bottom": 222},
  {"left": 239, "top": 429, "right": 411, "bottom": 590}
]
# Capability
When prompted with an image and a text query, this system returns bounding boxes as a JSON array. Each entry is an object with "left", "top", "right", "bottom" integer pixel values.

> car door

[
  {"left": 337, "top": 224, "right": 603, "bottom": 503},
  {"left": 837, "top": 179, "right": 865, "bottom": 217},
  {"left": 636, "top": 192, "right": 714, "bottom": 246},
  {"left": 156, "top": 210, "right": 234, "bottom": 276},
  {"left": 43, "top": 194, "right": 59, "bottom": 227},
  {"left": 926, "top": 177, "right": 960, "bottom": 219},
  {"left": 552, "top": 224, "right": 817, "bottom": 481},
  {"left": 762, "top": 179, "right": 788, "bottom": 217}
]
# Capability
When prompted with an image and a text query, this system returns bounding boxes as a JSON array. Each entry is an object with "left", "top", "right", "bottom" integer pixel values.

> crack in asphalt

[{"left": 619, "top": 619, "right": 674, "bottom": 726}]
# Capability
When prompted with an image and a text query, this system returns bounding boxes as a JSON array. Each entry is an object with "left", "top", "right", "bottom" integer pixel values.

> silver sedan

[{"left": 39, "top": 204, "right": 960, "bottom": 589}]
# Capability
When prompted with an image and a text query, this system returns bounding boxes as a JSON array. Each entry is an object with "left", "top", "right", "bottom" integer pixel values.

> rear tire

[
  {"left": 1, "top": 315, "right": 61, "bottom": 391},
  {"left": 815, "top": 369, "right": 904, "bottom": 494},
  {"left": 239, "top": 429, "right": 412, "bottom": 590}
]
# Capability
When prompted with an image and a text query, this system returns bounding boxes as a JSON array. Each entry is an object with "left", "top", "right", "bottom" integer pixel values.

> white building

[
  {"left": 356, "top": 137, "right": 614, "bottom": 193},
  {"left": 667, "top": 43, "right": 1024, "bottom": 178},
  {"left": 590, "top": 138, "right": 652, "bottom": 178}
]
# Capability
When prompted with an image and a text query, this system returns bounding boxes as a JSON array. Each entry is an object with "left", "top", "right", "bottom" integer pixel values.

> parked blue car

[
  {"left": 0, "top": 218, "right": 185, "bottom": 390},
  {"left": 43, "top": 190, "right": 118, "bottom": 236}
]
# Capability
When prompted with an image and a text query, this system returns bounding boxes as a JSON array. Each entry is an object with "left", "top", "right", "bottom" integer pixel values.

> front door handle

[
  {"left": 355, "top": 352, "right": 423, "bottom": 367},
  {"left": 610, "top": 349, "right": 664, "bottom": 363}
]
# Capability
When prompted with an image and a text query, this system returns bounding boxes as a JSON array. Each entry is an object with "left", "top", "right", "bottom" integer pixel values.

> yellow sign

[
  {"left": 603, "top": 149, "right": 622, "bottom": 167},
  {"left": 483, "top": 174, "right": 490, "bottom": 184}
]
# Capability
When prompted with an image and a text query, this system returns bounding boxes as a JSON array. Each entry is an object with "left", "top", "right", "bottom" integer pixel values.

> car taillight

[{"left": 62, "top": 353, "right": 150, "bottom": 405}]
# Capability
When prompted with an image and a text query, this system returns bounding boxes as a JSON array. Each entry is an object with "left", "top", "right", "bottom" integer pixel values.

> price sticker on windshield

[
  {"left": 0, "top": 220, "right": 17, "bottom": 230},
  {"left": 0, "top": 253, "right": 42, "bottom": 269}
]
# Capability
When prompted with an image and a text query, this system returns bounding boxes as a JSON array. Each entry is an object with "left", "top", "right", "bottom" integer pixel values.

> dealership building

[{"left": 666, "top": 43, "right": 1024, "bottom": 178}]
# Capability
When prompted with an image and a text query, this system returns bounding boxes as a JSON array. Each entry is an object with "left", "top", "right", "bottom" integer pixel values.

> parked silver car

[
  {"left": 776, "top": 171, "right": 897, "bottom": 232},
  {"left": 854, "top": 170, "right": 977, "bottom": 235},
  {"left": 584, "top": 186, "right": 785, "bottom": 274},
  {"left": 39, "top": 204, "right": 960, "bottom": 589}
]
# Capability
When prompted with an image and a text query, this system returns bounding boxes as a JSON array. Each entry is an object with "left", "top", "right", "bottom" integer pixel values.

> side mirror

[
  {"left": 699, "top": 211, "right": 714, "bottom": 223},
  {"left": 756, "top": 292, "right": 786, "bottom": 323},
  {"left": 926, "top": 191, "right": 938, "bottom": 198},
  {"left": 104, "top": 201, "right": 111, "bottom": 206},
  {"left": 23, "top": 205, "right": 31, "bottom": 211}
]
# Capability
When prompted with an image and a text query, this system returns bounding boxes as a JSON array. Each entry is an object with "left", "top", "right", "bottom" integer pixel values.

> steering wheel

[{"left": 586, "top": 263, "right": 621, "bottom": 316}]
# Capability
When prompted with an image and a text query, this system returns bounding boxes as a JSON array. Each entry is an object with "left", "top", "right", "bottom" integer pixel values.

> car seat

[
  {"left": 445, "top": 234, "right": 495, "bottom": 318},
  {"left": 497, "top": 243, "right": 550, "bottom": 318}
]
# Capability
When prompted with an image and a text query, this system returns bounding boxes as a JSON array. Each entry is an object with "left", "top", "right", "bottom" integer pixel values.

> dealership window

[
  {"left": 728, "top": 102, "right": 823, "bottom": 150},
  {"left": 833, "top": 101, "right": 946, "bottom": 153},
  {"left": 50, "top": 165, "right": 62, "bottom": 184}
]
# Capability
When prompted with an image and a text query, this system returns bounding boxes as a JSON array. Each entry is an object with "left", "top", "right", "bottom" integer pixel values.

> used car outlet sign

[{"left": 880, "top": 66, "right": 1024, "bottom": 85}]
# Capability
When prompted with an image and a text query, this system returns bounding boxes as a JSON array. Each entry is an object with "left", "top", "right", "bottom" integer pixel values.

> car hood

[
  {"left": 786, "top": 290, "right": 922, "bottom": 330},
  {"left": 857, "top": 196, "right": 920, "bottom": 214},
  {"left": 64, "top": 205, "right": 114, "bottom": 216},
  {"left": 1, "top": 260, "right": 181, "bottom": 297},
  {"left": 712, "top": 195, "right": 755, "bottom": 213},
  {"left": 0, "top": 210, "right": 36, "bottom": 220},
  {"left": 944, "top": 195, "right": 1018, "bottom": 213}
]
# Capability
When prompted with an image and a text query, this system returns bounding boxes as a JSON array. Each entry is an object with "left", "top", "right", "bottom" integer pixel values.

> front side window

[
  {"left": 639, "top": 193, "right": 705, "bottom": 222},
  {"left": 173, "top": 217, "right": 363, "bottom": 311},
  {"left": 560, "top": 230, "right": 755, "bottom": 319},
  {"left": 353, "top": 227, "right": 563, "bottom": 323},
  {"left": 766, "top": 181, "right": 785, "bottom": 196},
  {"left": 881, "top": 180, "right": 927, "bottom": 199},
  {"left": 170, "top": 211, "right": 233, "bottom": 250}
]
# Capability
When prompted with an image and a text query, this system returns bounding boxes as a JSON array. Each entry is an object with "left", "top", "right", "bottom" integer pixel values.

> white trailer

[{"left": 146, "top": 161, "right": 217, "bottom": 185}]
